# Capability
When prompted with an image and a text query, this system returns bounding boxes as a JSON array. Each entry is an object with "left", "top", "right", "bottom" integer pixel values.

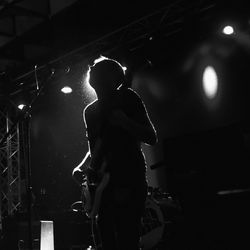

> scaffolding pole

[{"left": 0, "top": 109, "right": 21, "bottom": 230}]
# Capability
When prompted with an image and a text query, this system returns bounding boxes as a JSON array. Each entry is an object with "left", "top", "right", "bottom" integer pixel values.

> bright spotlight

[
  {"left": 82, "top": 71, "right": 97, "bottom": 102},
  {"left": 222, "top": 25, "right": 234, "bottom": 35},
  {"left": 202, "top": 66, "right": 218, "bottom": 99},
  {"left": 61, "top": 86, "right": 72, "bottom": 94},
  {"left": 18, "top": 104, "right": 26, "bottom": 110}
]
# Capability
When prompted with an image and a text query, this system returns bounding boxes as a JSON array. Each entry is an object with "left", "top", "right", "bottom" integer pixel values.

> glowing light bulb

[
  {"left": 202, "top": 66, "right": 218, "bottom": 99},
  {"left": 222, "top": 25, "right": 234, "bottom": 35},
  {"left": 18, "top": 104, "right": 26, "bottom": 110},
  {"left": 61, "top": 86, "right": 72, "bottom": 94}
]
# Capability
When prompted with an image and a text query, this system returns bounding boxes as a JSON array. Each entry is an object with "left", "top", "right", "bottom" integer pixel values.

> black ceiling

[{"left": 0, "top": 0, "right": 249, "bottom": 98}]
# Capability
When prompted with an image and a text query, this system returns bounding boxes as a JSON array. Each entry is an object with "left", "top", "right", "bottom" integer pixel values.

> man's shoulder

[
  {"left": 119, "top": 87, "right": 140, "bottom": 101},
  {"left": 83, "top": 100, "right": 98, "bottom": 121},
  {"left": 84, "top": 100, "right": 98, "bottom": 113}
]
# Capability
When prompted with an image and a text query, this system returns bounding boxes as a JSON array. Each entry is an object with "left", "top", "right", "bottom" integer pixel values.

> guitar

[
  {"left": 80, "top": 96, "right": 119, "bottom": 219},
  {"left": 81, "top": 162, "right": 110, "bottom": 219}
]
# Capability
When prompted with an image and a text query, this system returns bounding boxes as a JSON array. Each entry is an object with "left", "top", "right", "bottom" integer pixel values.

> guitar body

[{"left": 81, "top": 170, "right": 110, "bottom": 218}]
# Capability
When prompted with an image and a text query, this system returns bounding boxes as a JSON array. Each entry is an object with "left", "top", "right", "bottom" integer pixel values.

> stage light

[
  {"left": 202, "top": 66, "right": 218, "bottom": 99},
  {"left": 61, "top": 86, "right": 72, "bottom": 94},
  {"left": 222, "top": 25, "right": 234, "bottom": 35},
  {"left": 18, "top": 104, "right": 26, "bottom": 110}
]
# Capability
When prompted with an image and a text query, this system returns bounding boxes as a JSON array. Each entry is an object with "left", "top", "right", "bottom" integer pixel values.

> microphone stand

[{"left": 0, "top": 69, "right": 54, "bottom": 250}]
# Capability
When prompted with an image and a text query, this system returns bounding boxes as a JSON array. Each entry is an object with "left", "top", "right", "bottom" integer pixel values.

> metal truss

[
  {"left": 14, "top": 0, "right": 216, "bottom": 85},
  {"left": 54, "top": 0, "right": 215, "bottom": 63},
  {"left": 0, "top": 0, "right": 48, "bottom": 38},
  {"left": 0, "top": 108, "right": 21, "bottom": 224}
]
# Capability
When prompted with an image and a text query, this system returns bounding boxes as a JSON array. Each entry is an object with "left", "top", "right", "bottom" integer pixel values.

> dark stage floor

[{"left": 1, "top": 190, "right": 250, "bottom": 250}]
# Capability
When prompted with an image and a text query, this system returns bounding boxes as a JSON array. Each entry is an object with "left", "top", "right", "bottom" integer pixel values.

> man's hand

[{"left": 72, "top": 168, "right": 85, "bottom": 185}]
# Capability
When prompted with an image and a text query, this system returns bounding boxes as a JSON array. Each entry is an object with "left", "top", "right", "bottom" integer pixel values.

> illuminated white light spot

[
  {"left": 223, "top": 25, "right": 234, "bottom": 35},
  {"left": 61, "top": 86, "right": 72, "bottom": 94},
  {"left": 18, "top": 104, "right": 26, "bottom": 110},
  {"left": 40, "top": 221, "right": 54, "bottom": 250},
  {"left": 202, "top": 66, "right": 218, "bottom": 99},
  {"left": 82, "top": 71, "right": 97, "bottom": 102}
]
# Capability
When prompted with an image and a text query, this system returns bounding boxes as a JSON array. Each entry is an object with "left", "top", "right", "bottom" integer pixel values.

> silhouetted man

[{"left": 72, "top": 56, "right": 157, "bottom": 250}]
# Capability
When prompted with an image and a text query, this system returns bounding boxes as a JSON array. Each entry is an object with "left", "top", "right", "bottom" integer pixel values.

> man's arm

[
  {"left": 111, "top": 109, "right": 157, "bottom": 145},
  {"left": 72, "top": 151, "right": 91, "bottom": 185},
  {"left": 72, "top": 103, "right": 105, "bottom": 185},
  {"left": 83, "top": 104, "right": 104, "bottom": 171}
]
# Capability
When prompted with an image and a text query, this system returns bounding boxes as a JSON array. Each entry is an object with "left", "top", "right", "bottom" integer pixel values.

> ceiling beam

[
  {"left": 0, "top": 30, "right": 14, "bottom": 37},
  {"left": 0, "top": 0, "right": 24, "bottom": 10},
  {"left": 0, "top": 5, "right": 48, "bottom": 19}
]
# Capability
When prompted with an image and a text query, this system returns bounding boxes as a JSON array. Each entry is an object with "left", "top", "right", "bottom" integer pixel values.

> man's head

[{"left": 88, "top": 57, "right": 126, "bottom": 97}]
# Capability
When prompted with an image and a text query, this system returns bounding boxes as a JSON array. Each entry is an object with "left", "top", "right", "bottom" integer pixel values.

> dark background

[{"left": 1, "top": 0, "right": 250, "bottom": 249}]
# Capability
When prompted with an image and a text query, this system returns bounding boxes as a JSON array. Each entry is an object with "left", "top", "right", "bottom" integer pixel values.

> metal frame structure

[
  {"left": 13, "top": 0, "right": 216, "bottom": 85},
  {"left": 0, "top": 108, "right": 21, "bottom": 229}
]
